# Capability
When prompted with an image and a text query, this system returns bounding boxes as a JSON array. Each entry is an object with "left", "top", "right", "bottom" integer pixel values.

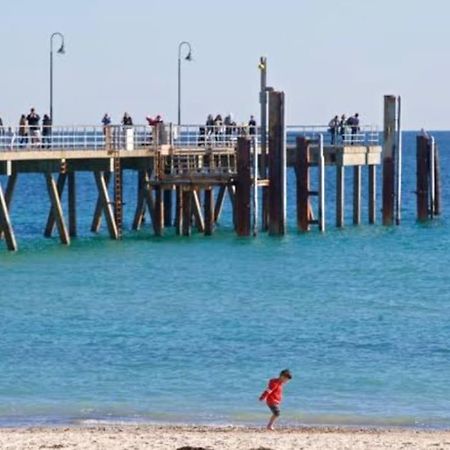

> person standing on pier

[
  {"left": 18, "top": 114, "right": 28, "bottom": 147},
  {"left": 346, "top": 113, "right": 360, "bottom": 144},
  {"left": 122, "top": 112, "right": 133, "bottom": 127},
  {"left": 339, "top": 114, "right": 347, "bottom": 143},
  {"left": 248, "top": 115, "right": 257, "bottom": 137},
  {"left": 328, "top": 115, "right": 339, "bottom": 144},
  {"left": 42, "top": 114, "right": 52, "bottom": 149},
  {"left": 26, "top": 108, "right": 41, "bottom": 145},
  {"left": 0, "top": 115, "right": 4, "bottom": 137},
  {"left": 213, "top": 114, "right": 223, "bottom": 142}
]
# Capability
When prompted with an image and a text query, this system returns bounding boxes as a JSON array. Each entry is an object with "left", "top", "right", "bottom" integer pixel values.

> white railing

[
  {"left": 287, "top": 125, "right": 380, "bottom": 146},
  {"left": 0, "top": 124, "right": 380, "bottom": 152}
]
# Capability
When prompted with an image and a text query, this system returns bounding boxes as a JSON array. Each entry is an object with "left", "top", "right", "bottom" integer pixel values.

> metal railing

[{"left": 0, "top": 124, "right": 380, "bottom": 152}]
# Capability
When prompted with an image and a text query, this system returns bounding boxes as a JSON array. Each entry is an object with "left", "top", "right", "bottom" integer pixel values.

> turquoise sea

[{"left": 0, "top": 131, "right": 449, "bottom": 429}]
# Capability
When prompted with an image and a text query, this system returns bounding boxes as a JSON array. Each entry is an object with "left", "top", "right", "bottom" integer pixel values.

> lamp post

[
  {"left": 50, "top": 32, "right": 65, "bottom": 122},
  {"left": 177, "top": 41, "right": 193, "bottom": 126}
]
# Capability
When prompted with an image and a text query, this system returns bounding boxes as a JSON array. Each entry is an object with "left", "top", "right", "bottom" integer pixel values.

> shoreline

[{"left": 1, "top": 424, "right": 450, "bottom": 450}]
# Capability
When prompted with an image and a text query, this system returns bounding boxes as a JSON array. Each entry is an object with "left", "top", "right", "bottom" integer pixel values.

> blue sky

[{"left": 1, "top": 0, "right": 449, "bottom": 129}]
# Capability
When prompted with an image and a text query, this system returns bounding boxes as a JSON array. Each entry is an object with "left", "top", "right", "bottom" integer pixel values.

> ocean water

[{"left": 0, "top": 131, "right": 449, "bottom": 429}]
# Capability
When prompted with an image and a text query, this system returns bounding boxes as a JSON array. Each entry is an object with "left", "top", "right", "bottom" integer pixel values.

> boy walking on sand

[{"left": 259, "top": 369, "right": 293, "bottom": 430}]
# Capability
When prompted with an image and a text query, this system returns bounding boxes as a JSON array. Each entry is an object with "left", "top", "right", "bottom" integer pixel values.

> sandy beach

[{"left": 0, "top": 425, "right": 449, "bottom": 450}]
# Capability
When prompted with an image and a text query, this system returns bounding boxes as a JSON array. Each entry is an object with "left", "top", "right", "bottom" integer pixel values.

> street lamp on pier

[
  {"left": 177, "top": 41, "right": 193, "bottom": 126},
  {"left": 50, "top": 32, "right": 65, "bottom": 122}
]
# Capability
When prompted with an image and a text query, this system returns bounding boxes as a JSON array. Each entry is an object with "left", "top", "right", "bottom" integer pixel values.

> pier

[{"left": 0, "top": 94, "right": 441, "bottom": 252}]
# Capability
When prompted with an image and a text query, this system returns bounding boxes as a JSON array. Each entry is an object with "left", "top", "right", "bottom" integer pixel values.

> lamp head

[
  {"left": 57, "top": 43, "right": 65, "bottom": 54},
  {"left": 185, "top": 51, "right": 192, "bottom": 62}
]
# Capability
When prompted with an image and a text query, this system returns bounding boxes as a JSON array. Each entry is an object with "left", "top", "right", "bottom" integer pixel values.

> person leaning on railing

[
  {"left": 26, "top": 108, "right": 41, "bottom": 146},
  {"left": 346, "top": 113, "right": 360, "bottom": 144},
  {"left": 328, "top": 115, "right": 339, "bottom": 144}
]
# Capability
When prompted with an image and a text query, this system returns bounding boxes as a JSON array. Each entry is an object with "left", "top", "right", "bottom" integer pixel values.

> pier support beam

[
  {"left": 204, "top": 188, "right": 214, "bottom": 236},
  {"left": 192, "top": 189, "right": 205, "bottom": 233},
  {"left": 0, "top": 173, "right": 17, "bottom": 242},
  {"left": 214, "top": 186, "right": 226, "bottom": 223},
  {"left": 368, "top": 165, "right": 377, "bottom": 224},
  {"left": 235, "top": 138, "right": 252, "bottom": 236},
  {"left": 353, "top": 166, "right": 362, "bottom": 225},
  {"left": 296, "top": 137, "right": 310, "bottom": 232},
  {"left": 132, "top": 171, "right": 146, "bottom": 231},
  {"left": 164, "top": 189, "right": 173, "bottom": 227},
  {"left": 93, "top": 171, "right": 119, "bottom": 240},
  {"left": 268, "top": 91, "right": 286, "bottom": 236},
  {"left": 68, "top": 172, "right": 77, "bottom": 237},
  {"left": 45, "top": 173, "right": 70, "bottom": 245},
  {"left": 91, "top": 172, "right": 111, "bottom": 233},
  {"left": 153, "top": 186, "right": 164, "bottom": 236},
  {"left": 336, "top": 166, "right": 345, "bottom": 228},
  {"left": 182, "top": 189, "right": 192, "bottom": 237},
  {"left": 44, "top": 173, "right": 67, "bottom": 238},
  {"left": 416, "top": 135, "right": 429, "bottom": 221},
  {"left": 382, "top": 95, "right": 396, "bottom": 226},
  {"left": 0, "top": 181, "right": 17, "bottom": 251}
]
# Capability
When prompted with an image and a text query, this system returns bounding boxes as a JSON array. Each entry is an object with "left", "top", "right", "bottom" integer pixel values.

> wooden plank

[
  {"left": 192, "top": 189, "right": 205, "bottom": 233},
  {"left": 383, "top": 95, "right": 396, "bottom": 226},
  {"left": 204, "top": 188, "right": 214, "bottom": 236},
  {"left": 416, "top": 135, "right": 429, "bottom": 221},
  {"left": 182, "top": 189, "right": 192, "bottom": 237},
  {"left": 45, "top": 173, "right": 70, "bottom": 245},
  {"left": 93, "top": 171, "right": 119, "bottom": 239},
  {"left": 336, "top": 166, "right": 345, "bottom": 228},
  {"left": 44, "top": 173, "right": 67, "bottom": 237},
  {"left": 235, "top": 138, "right": 252, "bottom": 236},
  {"left": 91, "top": 171, "right": 111, "bottom": 232},
  {"left": 68, "top": 172, "right": 77, "bottom": 237},
  {"left": 0, "top": 183, "right": 17, "bottom": 251},
  {"left": 214, "top": 185, "right": 226, "bottom": 223},
  {"left": 368, "top": 165, "right": 376, "bottom": 224},
  {"left": 296, "top": 136, "right": 310, "bottom": 232},
  {"left": 353, "top": 165, "right": 362, "bottom": 225},
  {"left": 268, "top": 91, "right": 286, "bottom": 235}
]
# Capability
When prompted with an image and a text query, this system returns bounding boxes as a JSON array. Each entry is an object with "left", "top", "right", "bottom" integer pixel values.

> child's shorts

[{"left": 268, "top": 404, "right": 280, "bottom": 417}]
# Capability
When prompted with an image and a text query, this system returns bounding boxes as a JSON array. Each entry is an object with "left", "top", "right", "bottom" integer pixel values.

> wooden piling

[
  {"left": 235, "top": 137, "right": 252, "bottom": 236},
  {"left": 434, "top": 143, "right": 442, "bottom": 215},
  {"left": 182, "top": 189, "right": 192, "bottom": 237},
  {"left": 0, "top": 182, "right": 17, "bottom": 251},
  {"left": 45, "top": 173, "right": 70, "bottom": 245},
  {"left": 214, "top": 186, "right": 226, "bottom": 223},
  {"left": 44, "top": 173, "right": 67, "bottom": 237},
  {"left": 318, "top": 135, "right": 326, "bottom": 232},
  {"left": 0, "top": 173, "right": 17, "bottom": 241},
  {"left": 164, "top": 189, "right": 173, "bottom": 227},
  {"left": 93, "top": 171, "right": 119, "bottom": 240},
  {"left": 268, "top": 91, "right": 286, "bottom": 236},
  {"left": 175, "top": 187, "right": 183, "bottom": 235},
  {"left": 153, "top": 186, "right": 165, "bottom": 236},
  {"left": 204, "top": 188, "right": 214, "bottom": 236},
  {"left": 383, "top": 95, "right": 396, "bottom": 226},
  {"left": 296, "top": 137, "right": 310, "bottom": 232},
  {"left": 68, "top": 172, "right": 77, "bottom": 237},
  {"left": 353, "top": 166, "right": 362, "bottom": 225},
  {"left": 368, "top": 165, "right": 376, "bottom": 224},
  {"left": 192, "top": 189, "right": 205, "bottom": 233},
  {"left": 91, "top": 172, "right": 111, "bottom": 233},
  {"left": 113, "top": 158, "right": 123, "bottom": 238},
  {"left": 132, "top": 171, "right": 145, "bottom": 231},
  {"left": 336, "top": 166, "right": 345, "bottom": 228},
  {"left": 416, "top": 135, "right": 429, "bottom": 221}
]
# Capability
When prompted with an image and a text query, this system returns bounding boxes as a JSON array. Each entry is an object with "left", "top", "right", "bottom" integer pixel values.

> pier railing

[{"left": 0, "top": 124, "right": 380, "bottom": 152}]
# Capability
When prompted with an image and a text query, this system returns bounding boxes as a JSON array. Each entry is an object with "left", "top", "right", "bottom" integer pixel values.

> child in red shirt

[{"left": 259, "top": 369, "right": 293, "bottom": 430}]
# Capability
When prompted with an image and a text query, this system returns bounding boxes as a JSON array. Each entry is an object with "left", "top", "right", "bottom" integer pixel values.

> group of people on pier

[
  {"left": 328, "top": 113, "right": 360, "bottom": 144},
  {"left": 198, "top": 114, "right": 257, "bottom": 145},
  {"left": 0, "top": 108, "right": 53, "bottom": 148}
]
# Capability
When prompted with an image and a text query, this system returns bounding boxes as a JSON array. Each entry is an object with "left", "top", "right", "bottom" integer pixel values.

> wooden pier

[{"left": 0, "top": 94, "right": 441, "bottom": 252}]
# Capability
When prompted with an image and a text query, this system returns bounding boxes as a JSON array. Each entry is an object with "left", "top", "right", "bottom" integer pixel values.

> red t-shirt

[{"left": 260, "top": 378, "right": 284, "bottom": 405}]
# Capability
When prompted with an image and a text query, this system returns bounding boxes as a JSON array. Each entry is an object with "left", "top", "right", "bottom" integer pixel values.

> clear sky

[{"left": 1, "top": 0, "right": 449, "bottom": 129}]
